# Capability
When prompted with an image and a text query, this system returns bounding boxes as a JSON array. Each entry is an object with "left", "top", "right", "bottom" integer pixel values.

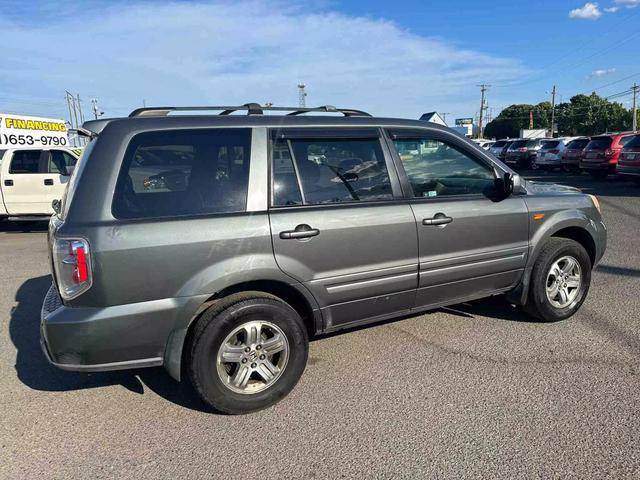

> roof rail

[{"left": 128, "top": 103, "right": 371, "bottom": 118}]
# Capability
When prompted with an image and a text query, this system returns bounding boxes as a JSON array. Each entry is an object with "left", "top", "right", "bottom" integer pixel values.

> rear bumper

[
  {"left": 580, "top": 161, "right": 615, "bottom": 172},
  {"left": 40, "top": 284, "right": 208, "bottom": 372},
  {"left": 536, "top": 157, "right": 562, "bottom": 166}
]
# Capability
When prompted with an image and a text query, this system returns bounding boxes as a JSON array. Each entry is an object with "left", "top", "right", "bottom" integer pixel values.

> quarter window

[
  {"left": 271, "top": 137, "right": 393, "bottom": 206},
  {"left": 113, "top": 128, "right": 251, "bottom": 219},
  {"left": 392, "top": 138, "right": 495, "bottom": 198},
  {"left": 9, "top": 150, "right": 43, "bottom": 174}
]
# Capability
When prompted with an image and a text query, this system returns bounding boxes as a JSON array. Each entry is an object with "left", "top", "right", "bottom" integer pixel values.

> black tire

[
  {"left": 524, "top": 238, "right": 591, "bottom": 322},
  {"left": 187, "top": 291, "right": 309, "bottom": 414}
]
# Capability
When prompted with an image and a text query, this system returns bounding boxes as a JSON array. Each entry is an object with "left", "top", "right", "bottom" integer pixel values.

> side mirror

[
  {"left": 493, "top": 172, "right": 514, "bottom": 199},
  {"left": 52, "top": 199, "right": 61, "bottom": 214}
]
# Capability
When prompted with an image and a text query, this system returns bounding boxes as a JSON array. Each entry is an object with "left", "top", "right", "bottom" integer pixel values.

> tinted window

[
  {"left": 541, "top": 140, "right": 560, "bottom": 149},
  {"left": 619, "top": 136, "right": 636, "bottom": 147},
  {"left": 492, "top": 141, "right": 507, "bottom": 148},
  {"left": 393, "top": 138, "right": 495, "bottom": 198},
  {"left": 49, "top": 150, "right": 77, "bottom": 174},
  {"left": 509, "top": 140, "right": 527, "bottom": 149},
  {"left": 586, "top": 136, "right": 612, "bottom": 150},
  {"left": 9, "top": 150, "right": 43, "bottom": 173},
  {"left": 526, "top": 140, "right": 540, "bottom": 147},
  {"left": 567, "top": 139, "right": 589, "bottom": 149},
  {"left": 623, "top": 135, "right": 640, "bottom": 149},
  {"left": 113, "top": 128, "right": 251, "bottom": 219},
  {"left": 274, "top": 137, "right": 392, "bottom": 205}
]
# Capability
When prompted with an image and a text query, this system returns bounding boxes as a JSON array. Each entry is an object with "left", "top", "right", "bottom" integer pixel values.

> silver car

[{"left": 41, "top": 104, "right": 606, "bottom": 414}]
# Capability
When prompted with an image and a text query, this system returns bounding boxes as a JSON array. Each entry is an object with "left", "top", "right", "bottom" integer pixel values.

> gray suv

[{"left": 41, "top": 104, "right": 607, "bottom": 414}]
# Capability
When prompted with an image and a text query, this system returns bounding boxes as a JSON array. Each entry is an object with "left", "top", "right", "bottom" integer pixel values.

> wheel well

[{"left": 551, "top": 227, "right": 596, "bottom": 266}]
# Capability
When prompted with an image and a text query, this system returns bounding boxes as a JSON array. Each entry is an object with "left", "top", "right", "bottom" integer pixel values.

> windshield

[
  {"left": 567, "top": 139, "right": 589, "bottom": 149},
  {"left": 492, "top": 141, "right": 507, "bottom": 148},
  {"left": 586, "top": 136, "right": 612, "bottom": 150}
]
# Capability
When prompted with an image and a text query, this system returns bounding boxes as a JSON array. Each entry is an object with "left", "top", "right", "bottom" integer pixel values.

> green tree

[{"left": 484, "top": 102, "right": 551, "bottom": 139}]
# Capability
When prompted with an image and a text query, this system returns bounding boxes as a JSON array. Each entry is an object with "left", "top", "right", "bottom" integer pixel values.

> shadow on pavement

[
  {"left": 0, "top": 219, "right": 49, "bottom": 233},
  {"left": 9, "top": 274, "right": 212, "bottom": 413}
]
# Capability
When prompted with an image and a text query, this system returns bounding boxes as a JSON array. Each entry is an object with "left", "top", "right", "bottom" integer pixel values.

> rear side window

[
  {"left": 9, "top": 150, "right": 44, "bottom": 173},
  {"left": 113, "top": 128, "right": 251, "bottom": 219},
  {"left": 271, "top": 137, "right": 392, "bottom": 206},
  {"left": 48, "top": 150, "right": 77, "bottom": 174},
  {"left": 586, "top": 137, "right": 612, "bottom": 150}
]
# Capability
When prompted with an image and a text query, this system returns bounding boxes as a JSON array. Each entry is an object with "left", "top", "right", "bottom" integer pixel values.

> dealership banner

[{"left": 0, "top": 113, "right": 69, "bottom": 147}]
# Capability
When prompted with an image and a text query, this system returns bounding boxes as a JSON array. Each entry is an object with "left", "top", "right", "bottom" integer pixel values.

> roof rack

[{"left": 128, "top": 103, "right": 371, "bottom": 118}]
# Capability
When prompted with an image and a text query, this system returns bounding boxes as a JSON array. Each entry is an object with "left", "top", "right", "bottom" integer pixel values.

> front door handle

[
  {"left": 280, "top": 224, "right": 320, "bottom": 239},
  {"left": 423, "top": 213, "right": 453, "bottom": 226},
  {"left": 44, "top": 179, "right": 54, "bottom": 186},
  {"left": 4, "top": 179, "right": 13, "bottom": 186}
]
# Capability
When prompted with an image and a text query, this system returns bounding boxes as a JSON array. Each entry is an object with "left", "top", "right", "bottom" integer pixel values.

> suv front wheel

[
  {"left": 187, "top": 292, "right": 309, "bottom": 414},
  {"left": 524, "top": 238, "right": 591, "bottom": 322}
]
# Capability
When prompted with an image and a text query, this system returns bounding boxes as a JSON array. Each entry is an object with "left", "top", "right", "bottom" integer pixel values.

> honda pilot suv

[{"left": 41, "top": 104, "right": 607, "bottom": 414}]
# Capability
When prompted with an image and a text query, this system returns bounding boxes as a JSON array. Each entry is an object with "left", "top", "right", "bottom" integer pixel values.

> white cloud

[
  {"left": 588, "top": 68, "right": 617, "bottom": 78},
  {"left": 569, "top": 2, "right": 603, "bottom": 19},
  {"left": 0, "top": 1, "right": 527, "bottom": 121},
  {"left": 604, "top": 6, "right": 620, "bottom": 12},
  {"left": 614, "top": 0, "right": 640, "bottom": 7}
]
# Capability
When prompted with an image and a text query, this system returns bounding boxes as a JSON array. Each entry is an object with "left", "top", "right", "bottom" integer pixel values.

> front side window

[
  {"left": 271, "top": 137, "right": 392, "bottom": 206},
  {"left": 392, "top": 137, "right": 495, "bottom": 198},
  {"left": 113, "top": 128, "right": 251, "bottom": 219},
  {"left": 9, "top": 150, "right": 43, "bottom": 174}
]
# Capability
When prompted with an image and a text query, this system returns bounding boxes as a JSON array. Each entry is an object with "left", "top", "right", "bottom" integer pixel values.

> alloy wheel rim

[
  {"left": 545, "top": 256, "right": 582, "bottom": 309},
  {"left": 216, "top": 320, "right": 289, "bottom": 395}
]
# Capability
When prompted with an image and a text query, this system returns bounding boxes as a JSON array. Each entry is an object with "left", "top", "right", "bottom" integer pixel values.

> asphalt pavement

[{"left": 1, "top": 172, "right": 639, "bottom": 479}]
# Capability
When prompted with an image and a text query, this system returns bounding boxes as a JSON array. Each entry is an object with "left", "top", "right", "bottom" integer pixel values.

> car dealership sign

[{"left": 0, "top": 113, "right": 69, "bottom": 147}]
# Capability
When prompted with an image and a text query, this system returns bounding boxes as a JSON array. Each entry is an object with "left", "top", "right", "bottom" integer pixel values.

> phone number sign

[{"left": 0, "top": 114, "right": 69, "bottom": 147}]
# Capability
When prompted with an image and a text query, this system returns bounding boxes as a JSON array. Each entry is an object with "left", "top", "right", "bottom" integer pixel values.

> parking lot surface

[{"left": 1, "top": 172, "right": 639, "bottom": 479}]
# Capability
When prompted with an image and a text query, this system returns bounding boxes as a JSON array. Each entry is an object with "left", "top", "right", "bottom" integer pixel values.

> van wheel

[
  {"left": 524, "top": 238, "right": 591, "bottom": 322},
  {"left": 187, "top": 292, "right": 308, "bottom": 414}
]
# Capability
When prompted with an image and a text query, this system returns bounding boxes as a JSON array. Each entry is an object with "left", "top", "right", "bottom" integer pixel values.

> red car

[
  {"left": 561, "top": 137, "right": 590, "bottom": 172},
  {"left": 580, "top": 132, "right": 638, "bottom": 178},
  {"left": 617, "top": 134, "right": 640, "bottom": 184}
]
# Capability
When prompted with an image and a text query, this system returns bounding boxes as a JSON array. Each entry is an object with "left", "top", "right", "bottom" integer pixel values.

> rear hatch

[
  {"left": 583, "top": 136, "right": 613, "bottom": 162},
  {"left": 563, "top": 139, "right": 589, "bottom": 161},
  {"left": 620, "top": 135, "right": 640, "bottom": 166}
]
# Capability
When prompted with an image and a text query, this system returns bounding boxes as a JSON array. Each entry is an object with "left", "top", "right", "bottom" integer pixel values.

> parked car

[
  {"left": 561, "top": 137, "right": 590, "bottom": 173},
  {"left": 481, "top": 140, "right": 495, "bottom": 150},
  {"left": 0, "top": 147, "right": 80, "bottom": 220},
  {"left": 41, "top": 103, "right": 606, "bottom": 414},
  {"left": 535, "top": 137, "right": 578, "bottom": 171},
  {"left": 616, "top": 133, "right": 640, "bottom": 183},
  {"left": 580, "top": 132, "right": 637, "bottom": 178},
  {"left": 505, "top": 138, "right": 544, "bottom": 169},
  {"left": 491, "top": 139, "right": 516, "bottom": 162}
]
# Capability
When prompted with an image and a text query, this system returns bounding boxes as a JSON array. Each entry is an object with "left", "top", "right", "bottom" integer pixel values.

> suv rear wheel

[
  {"left": 524, "top": 238, "right": 591, "bottom": 322},
  {"left": 187, "top": 292, "right": 308, "bottom": 414}
]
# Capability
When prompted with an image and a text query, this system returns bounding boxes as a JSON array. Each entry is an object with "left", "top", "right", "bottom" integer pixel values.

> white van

[{"left": 0, "top": 147, "right": 81, "bottom": 218}]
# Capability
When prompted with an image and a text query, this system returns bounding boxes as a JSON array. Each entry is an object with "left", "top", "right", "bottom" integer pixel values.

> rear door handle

[
  {"left": 4, "top": 179, "right": 13, "bottom": 186},
  {"left": 423, "top": 213, "right": 453, "bottom": 226},
  {"left": 44, "top": 179, "right": 54, "bottom": 186},
  {"left": 280, "top": 224, "right": 320, "bottom": 239}
]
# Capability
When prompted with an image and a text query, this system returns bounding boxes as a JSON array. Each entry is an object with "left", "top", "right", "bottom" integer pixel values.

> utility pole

[
  {"left": 550, "top": 85, "right": 557, "bottom": 138},
  {"left": 477, "top": 84, "right": 490, "bottom": 138},
  {"left": 91, "top": 98, "right": 104, "bottom": 120},
  {"left": 632, "top": 83, "right": 639, "bottom": 132},
  {"left": 76, "top": 94, "right": 84, "bottom": 124},
  {"left": 297, "top": 83, "right": 307, "bottom": 108},
  {"left": 440, "top": 112, "right": 450, "bottom": 125}
]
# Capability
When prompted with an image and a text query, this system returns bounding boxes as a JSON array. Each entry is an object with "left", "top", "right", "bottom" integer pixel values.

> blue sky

[{"left": 0, "top": 0, "right": 638, "bottom": 123}]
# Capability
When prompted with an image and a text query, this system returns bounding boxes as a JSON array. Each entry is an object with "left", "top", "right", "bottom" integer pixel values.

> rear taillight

[
  {"left": 518, "top": 147, "right": 527, "bottom": 152},
  {"left": 548, "top": 149, "right": 559, "bottom": 154},
  {"left": 604, "top": 149, "right": 614, "bottom": 157},
  {"left": 53, "top": 238, "right": 92, "bottom": 300}
]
